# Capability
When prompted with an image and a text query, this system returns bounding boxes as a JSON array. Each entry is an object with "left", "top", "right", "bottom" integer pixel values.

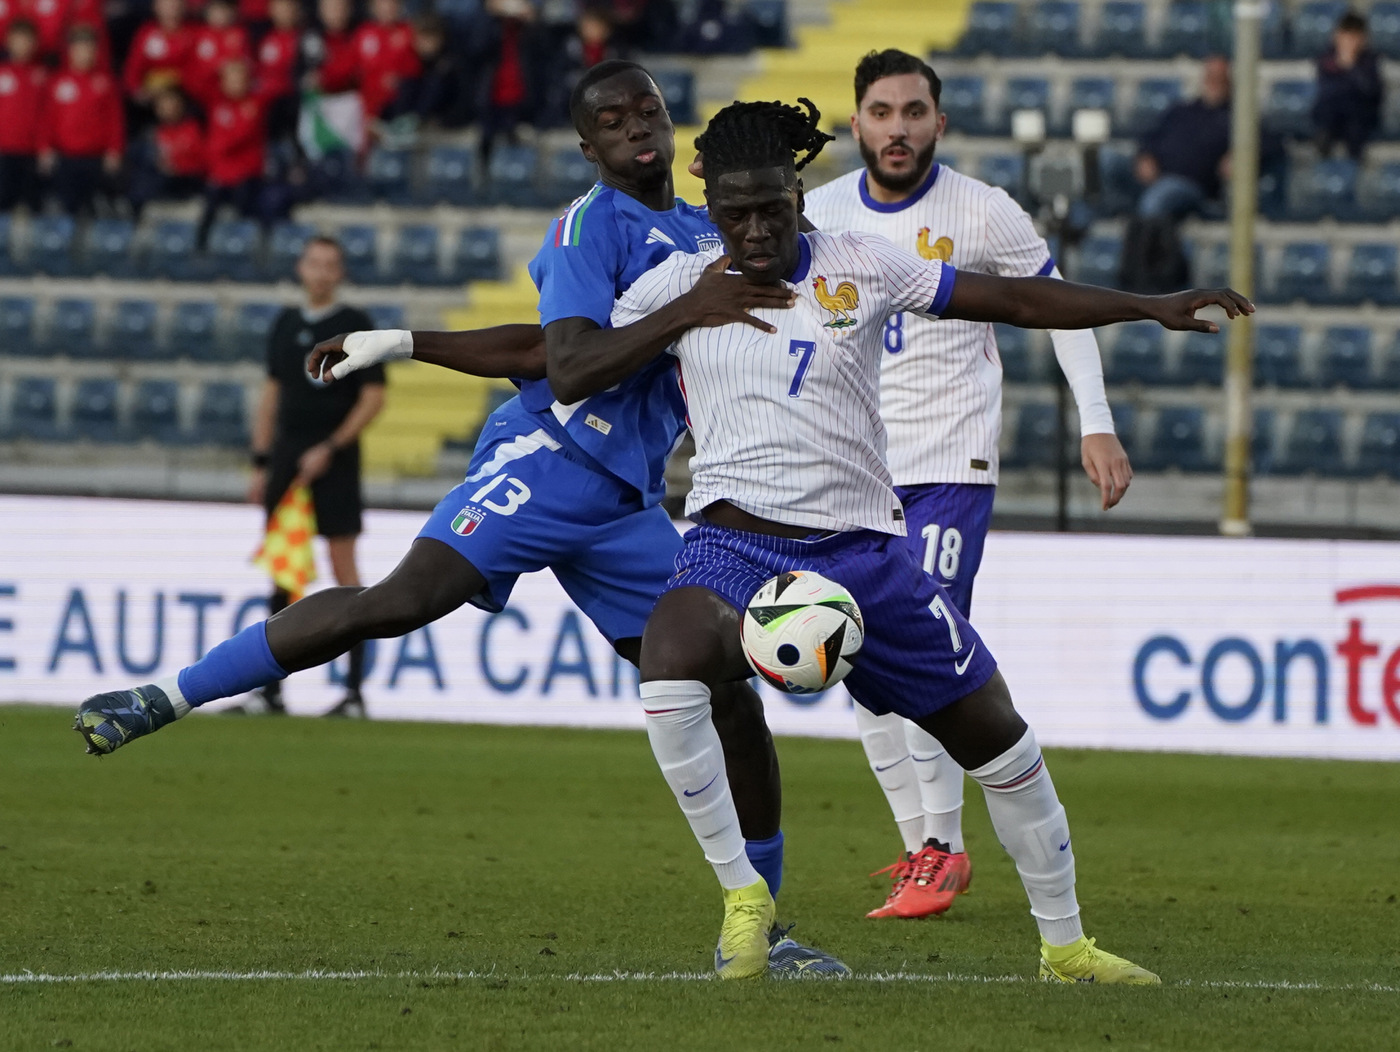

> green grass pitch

[{"left": 1, "top": 704, "right": 1396, "bottom": 1051}]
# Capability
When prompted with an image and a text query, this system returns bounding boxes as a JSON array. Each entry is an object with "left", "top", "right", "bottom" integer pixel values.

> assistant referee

[{"left": 247, "top": 235, "right": 386, "bottom": 717}]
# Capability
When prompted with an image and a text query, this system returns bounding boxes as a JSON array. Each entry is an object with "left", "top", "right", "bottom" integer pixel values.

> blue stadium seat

[
  {"left": 1341, "top": 244, "right": 1400, "bottom": 306},
  {"left": 994, "top": 325, "right": 1033, "bottom": 382},
  {"left": 1381, "top": 333, "right": 1400, "bottom": 390},
  {"left": 266, "top": 222, "right": 316, "bottom": 282},
  {"left": 82, "top": 218, "right": 136, "bottom": 277},
  {"left": 365, "top": 148, "right": 414, "bottom": 204},
  {"left": 1253, "top": 407, "right": 1277, "bottom": 474},
  {"left": 1073, "top": 235, "right": 1121, "bottom": 288},
  {"left": 107, "top": 300, "right": 160, "bottom": 361},
  {"left": 1263, "top": 80, "right": 1318, "bottom": 138},
  {"left": 652, "top": 69, "right": 696, "bottom": 124},
  {"left": 1267, "top": 242, "right": 1333, "bottom": 304},
  {"left": 1279, "top": 408, "right": 1344, "bottom": 474},
  {"left": 976, "top": 153, "right": 1024, "bottom": 196},
  {"left": 130, "top": 379, "right": 182, "bottom": 443},
  {"left": 1091, "top": 1, "right": 1148, "bottom": 57},
  {"left": 203, "top": 220, "right": 262, "bottom": 282},
  {"left": 9, "top": 376, "right": 59, "bottom": 440},
  {"left": 746, "top": 0, "right": 789, "bottom": 47},
  {"left": 146, "top": 220, "right": 198, "bottom": 281},
  {"left": 1125, "top": 78, "right": 1182, "bottom": 136},
  {"left": 487, "top": 144, "right": 541, "bottom": 208},
  {"left": 391, "top": 225, "right": 447, "bottom": 286},
  {"left": 1007, "top": 402, "right": 1059, "bottom": 467},
  {"left": 1319, "top": 327, "right": 1375, "bottom": 388},
  {"left": 366, "top": 304, "right": 405, "bottom": 330},
  {"left": 1177, "top": 330, "right": 1224, "bottom": 385},
  {"left": 338, "top": 224, "right": 379, "bottom": 285},
  {"left": 1146, "top": 405, "right": 1210, "bottom": 471},
  {"left": 1359, "top": 162, "right": 1400, "bottom": 222},
  {"left": 1372, "top": 2, "right": 1400, "bottom": 58},
  {"left": 30, "top": 216, "right": 76, "bottom": 277},
  {"left": 1287, "top": 158, "right": 1358, "bottom": 221},
  {"left": 956, "top": 2, "right": 1019, "bottom": 55},
  {"left": 1357, "top": 412, "right": 1400, "bottom": 477},
  {"left": 422, "top": 144, "right": 478, "bottom": 206},
  {"left": 999, "top": 77, "right": 1051, "bottom": 133},
  {"left": 541, "top": 147, "right": 599, "bottom": 208},
  {"left": 940, "top": 76, "right": 988, "bottom": 135},
  {"left": 1021, "top": 1, "right": 1081, "bottom": 55},
  {"left": 1109, "top": 401, "right": 1137, "bottom": 454},
  {"left": 1158, "top": 1, "right": 1211, "bottom": 57},
  {"left": 1105, "top": 322, "right": 1166, "bottom": 384},
  {"left": 70, "top": 378, "right": 120, "bottom": 442},
  {"left": 223, "top": 302, "right": 281, "bottom": 362},
  {"left": 194, "top": 382, "right": 248, "bottom": 445},
  {"left": 1065, "top": 76, "right": 1116, "bottom": 124},
  {"left": 0, "top": 214, "right": 16, "bottom": 275},
  {"left": 169, "top": 301, "right": 221, "bottom": 361},
  {"left": 0, "top": 296, "right": 37, "bottom": 356},
  {"left": 451, "top": 228, "right": 503, "bottom": 283},
  {"left": 46, "top": 299, "right": 97, "bottom": 358},
  {"left": 1254, "top": 325, "right": 1306, "bottom": 387},
  {"left": 1291, "top": 1, "right": 1346, "bottom": 58}
]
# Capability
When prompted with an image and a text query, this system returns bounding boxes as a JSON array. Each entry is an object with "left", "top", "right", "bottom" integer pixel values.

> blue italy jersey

[{"left": 523, "top": 182, "right": 721, "bottom": 506}]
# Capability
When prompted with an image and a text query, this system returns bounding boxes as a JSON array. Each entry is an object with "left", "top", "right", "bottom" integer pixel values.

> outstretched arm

[{"left": 307, "top": 325, "right": 547, "bottom": 383}]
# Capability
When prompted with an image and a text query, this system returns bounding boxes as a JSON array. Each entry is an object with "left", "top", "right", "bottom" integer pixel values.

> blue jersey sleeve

[{"left": 528, "top": 187, "right": 625, "bottom": 330}]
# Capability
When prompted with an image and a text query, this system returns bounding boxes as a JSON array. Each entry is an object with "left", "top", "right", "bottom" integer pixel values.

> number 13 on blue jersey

[{"left": 788, "top": 340, "right": 816, "bottom": 397}]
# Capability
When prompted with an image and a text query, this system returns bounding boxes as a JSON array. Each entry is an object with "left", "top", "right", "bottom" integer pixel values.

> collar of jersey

[
  {"left": 785, "top": 234, "right": 812, "bottom": 284},
  {"left": 857, "top": 163, "right": 940, "bottom": 214}
]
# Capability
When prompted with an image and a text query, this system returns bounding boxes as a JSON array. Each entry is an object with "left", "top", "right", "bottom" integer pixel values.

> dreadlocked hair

[{"left": 694, "top": 98, "right": 835, "bottom": 180}]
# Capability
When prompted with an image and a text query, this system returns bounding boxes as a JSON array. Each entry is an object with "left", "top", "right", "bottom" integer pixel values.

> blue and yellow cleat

[
  {"left": 74, "top": 685, "right": 178, "bottom": 756},
  {"left": 715, "top": 878, "right": 775, "bottom": 980},
  {"left": 1039, "top": 936, "right": 1161, "bottom": 985},
  {"left": 767, "top": 923, "right": 851, "bottom": 979}
]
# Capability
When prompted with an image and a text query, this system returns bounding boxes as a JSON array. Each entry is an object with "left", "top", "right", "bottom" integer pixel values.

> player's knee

[{"left": 709, "top": 681, "right": 770, "bottom": 737}]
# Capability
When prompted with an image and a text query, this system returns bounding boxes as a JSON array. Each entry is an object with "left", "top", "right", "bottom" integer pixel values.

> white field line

[{"left": 0, "top": 969, "right": 1395, "bottom": 993}]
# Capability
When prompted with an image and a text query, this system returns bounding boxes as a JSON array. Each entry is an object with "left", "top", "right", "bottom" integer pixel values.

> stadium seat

[
  {"left": 1341, "top": 244, "right": 1400, "bottom": 306},
  {"left": 1146, "top": 405, "right": 1210, "bottom": 471},
  {"left": 146, "top": 220, "right": 198, "bottom": 280},
  {"left": 451, "top": 227, "right": 503, "bottom": 283},
  {"left": 194, "top": 382, "right": 248, "bottom": 445},
  {"left": 1372, "top": 2, "right": 1400, "bottom": 59},
  {"left": 365, "top": 148, "right": 414, "bottom": 204},
  {"left": 391, "top": 225, "right": 448, "bottom": 286},
  {"left": 30, "top": 216, "right": 76, "bottom": 277},
  {"left": 746, "top": 0, "right": 789, "bottom": 47},
  {"left": 69, "top": 378, "right": 120, "bottom": 442},
  {"left": 541, "top": 146, "right": 599, "bottom": 208},
  {"left": 1291, "top": 1, "right": 1347, "bottom": 58},
  {"left": 1263, "top": 80, "right": 1317, "bottom": 138},
  {"left": 1254, "top": 325, "right": 1306, "bottom": 387},
  {"left": 652, "top": 68, "right": 696, "bottom": 124},
  {"left": 266, "top": 222, "right": 317, "bottom": 282},
  {"left": 1072, "top": 235, "right": 1122, "bottom": 288},
  {"left": 1007, "top": 402, "right": 1059, "bottom": 467},
  {"left": 1124, "top": 78, "right": 1182, "bottom": 136},
  {"left": 46, "top": 299, "right": 97, "bottom": 358},
  {"left": 1061, "top": 77, "right": 1116, "bottom": 136},
  {"left": 955, "top": 1, "right": 1019, "bottom": 55},
  {"left": 0, "top": 296, "right": 37, "bottom": 356},
  {"left": 1090, "top": 1, "right": 1148, "bottom": 57},
  {"left": 1108, "top": 401, "right": 1137, "bottom": 454},
  {"left": 203, "top": 219, "right": 262, "bottom": 282},
  {"left": 1319, "top": 327, "right": 1375, "bottom": 388},
  {"left": 487, "top": 144, "right": 541, "bottom": 208},
  {"left": 338, "top": 224, "right": 379, "bottom": 285},
  {"left": 130, "top": 379, "right": 183, "bottom": 443},
  {"left": 1267, "top": 242, "right": 1332, "bottom": 304},
  {"left": 0, "top": 214, "right": 16, "bottom": 275},
  {"left": 107, "top": 300, "right": 160, "bottom": 361},
  {"left": 998, "top": 77, "right": 1051, "bottom": 134},
  {"left": 366, "top": 304, "right": 405, "bottom": 330},
  {"left": 1279, "top": 408, "right": 1344, "bottom": 475},
  {"left": 1358, "top": 162, "right": 1400, "bottom": 221},
  {"left": 940, "top": 76, "right": 989, "bottom": 135},
  {"left": 1252, "top": 407, "right": 1277, "bottom": 475},
  {"left": 994, "top": 324, "right": 1033, "bottom": 382},
  {"left": 8, "top": 376, "right": 59, "bottom": 440},
  {"left": 169, "top": 301, "right": 221, "bottom": 361},
  {"left": 422, "top": 144, "right": 478, "bottom": 207},
  {"left": 1021, "top": 1, "right": 1081, "bottom": 56},
  {"left": 1177, "top": 330, "right": 1224, "bottom": 385},
  {"left": 1357, "top": 412, "right": 1400, "bottom": 477},
  {"left": 1380, "top": 334, "right": 1400, "bottom": 390},
  {"left": 1106, "top": 323, "right": 1166, "bottom": 384},
  {"left": 223, "top": 302, "right": 281, "bottom": 362},
  {"left": 1158, "top": 1, "right": 1212, "bottom": 57},
  {"left": 1287, "top": 158, "right": 1358, "bottom": 221},
  {"left": 82, "top": 218, "right": 136, "bottom": 277},
  {"left": 976, "top": 153, "right": 1024, "bottom": 196}
]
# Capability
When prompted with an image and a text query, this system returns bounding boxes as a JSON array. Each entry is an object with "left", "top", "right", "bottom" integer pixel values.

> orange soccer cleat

[{"left": 866, "top": 841, "right": 972, "bottom": 919}]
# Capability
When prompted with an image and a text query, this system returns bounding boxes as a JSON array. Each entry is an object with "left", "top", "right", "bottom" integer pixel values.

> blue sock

[
  {"left": 177, "top": 622, "right": 288, "bottom": 707},
  {"left": 745, "top": 830, "right": 785, "bottom": 901}
]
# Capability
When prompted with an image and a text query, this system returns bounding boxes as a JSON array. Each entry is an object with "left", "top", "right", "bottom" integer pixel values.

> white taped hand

[{"left": 329, "top": 329, "right": 414, "bottom": 380}]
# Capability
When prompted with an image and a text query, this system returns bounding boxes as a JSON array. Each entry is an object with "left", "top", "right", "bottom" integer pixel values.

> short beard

[{"left": 858, "top": 138, "right": 937, "bottom": 194}]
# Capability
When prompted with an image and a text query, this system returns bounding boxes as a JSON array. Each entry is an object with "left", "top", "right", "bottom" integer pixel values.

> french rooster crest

[{"left": 812, "top": 275, "right": 859, "bottom": 329}]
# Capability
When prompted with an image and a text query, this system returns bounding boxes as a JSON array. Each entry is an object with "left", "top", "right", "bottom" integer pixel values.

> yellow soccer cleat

[
  {"left": 714, "top": 878, "right": 776, "bottom": 980},
  {"left": 1039, "top": 936, "right": 1161, "bottom": 985}
]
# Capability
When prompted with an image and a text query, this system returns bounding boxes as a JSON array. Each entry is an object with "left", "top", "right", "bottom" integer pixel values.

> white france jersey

[
  {"left": 804, "top": 163, "right": 1055, "bottom": 487},
  {"left": 610, "top": 230, "right": 955, "bottom": 535}
]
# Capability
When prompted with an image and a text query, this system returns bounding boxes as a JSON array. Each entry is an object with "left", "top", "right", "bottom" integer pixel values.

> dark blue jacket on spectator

[
  {"left": 1139, "top": 99, "right": 1232, "bottom": 199},
  {"left": 1314, "top": 47, "right": 1383, "bottom": 142}
]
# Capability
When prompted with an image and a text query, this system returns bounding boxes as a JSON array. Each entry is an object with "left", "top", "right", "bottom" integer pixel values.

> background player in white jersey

[
  {"left": 592, "top": 99, "right": 1250, "bottom": 981},
  {"left": 803, "top": 49, "right": 1134, "bottom": 920}
]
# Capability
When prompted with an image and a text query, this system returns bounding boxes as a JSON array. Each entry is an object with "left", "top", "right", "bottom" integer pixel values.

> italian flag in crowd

[{"left": 254, "top": 485, "right": 318, "bottom": 601}]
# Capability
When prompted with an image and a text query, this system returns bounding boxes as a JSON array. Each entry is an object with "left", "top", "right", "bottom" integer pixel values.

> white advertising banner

[{"left": 2, "top": 495, "right": 1398, "bottom": 761}]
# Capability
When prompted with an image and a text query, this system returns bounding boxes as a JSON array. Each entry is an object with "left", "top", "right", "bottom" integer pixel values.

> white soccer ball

[{"left": 741, "top": 571, "right": 864, "bottom": 694}]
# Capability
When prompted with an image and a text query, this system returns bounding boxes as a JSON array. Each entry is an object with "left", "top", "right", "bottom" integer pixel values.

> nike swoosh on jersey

[
  {"left": 684, "top": 772, "right": 720, "bottom": 797},
  {"left": 1058, "top": 838, "right": 1071, "bottom": 851},
  {"left": 954, "top": 644, "right": 978, "bottom": 676}
]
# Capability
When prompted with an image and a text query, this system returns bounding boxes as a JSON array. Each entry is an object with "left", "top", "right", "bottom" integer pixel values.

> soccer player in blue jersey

[{"left": 74, "top": 61, "right": 844, "bottom": 978}]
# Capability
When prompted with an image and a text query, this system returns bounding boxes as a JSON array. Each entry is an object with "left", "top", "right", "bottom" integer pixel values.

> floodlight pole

[{"left": 1221, "top": 1, "right": 1262, "bottom": 537}]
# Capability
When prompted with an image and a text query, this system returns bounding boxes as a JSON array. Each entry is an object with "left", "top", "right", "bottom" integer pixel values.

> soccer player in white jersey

[
  {"left": 803, "top": 49, "right": 1135, "bottom": 921},
  {"left": 600, "top": 99, "right": 1249, "bottom": 981}
]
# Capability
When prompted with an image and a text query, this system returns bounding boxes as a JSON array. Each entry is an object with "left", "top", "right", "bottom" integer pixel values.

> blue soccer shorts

[
  {"left": 667, "top": 523, "right": 1000, "bottom": 719},
  {"left": 418, "top": 423, "right": 681, "bottom": 644},
  {"left": 895, "top": 482, "right": 996, "bottom": 616}
]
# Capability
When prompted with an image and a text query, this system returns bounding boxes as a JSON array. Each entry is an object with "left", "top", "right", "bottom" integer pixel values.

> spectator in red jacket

[
  {"left": 350, "top": 0, "right": 418, "bottom": 119},
  {"left": 306, "top": 0, "right": 356, "bottom": 94},
  {"left": 130, "top": 87, "right": 205, "bottom": 215},
  {"left": 23, "top": 0, "right": 105, "bottom": 62},
  {"left": 198, "top": 57, "right": 268, "bottom": 246},
  {"left": 39, "top": 25, "right": 123, "bottom": 215},
  {"left": 0, "top": 19, "right": 46, "bottom": 212},
  {"left": 258, "top": 0, "right": 304, "bottom": 140},
  {"left": 186, "top": 0, "right": 250, "bottom": 108},
  {"left": 124, "top": 0, "right": 194, "bottom": 106}
]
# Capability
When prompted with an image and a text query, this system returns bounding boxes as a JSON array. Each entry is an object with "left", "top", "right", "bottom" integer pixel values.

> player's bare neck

[{"left": 602, "top": 172, "right": 675, "bottom": 212}]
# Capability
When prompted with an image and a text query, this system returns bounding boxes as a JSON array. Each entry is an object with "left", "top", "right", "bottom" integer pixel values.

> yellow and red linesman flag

[{"left": 253, "top": 485, "right": 318, "bottom": 601}]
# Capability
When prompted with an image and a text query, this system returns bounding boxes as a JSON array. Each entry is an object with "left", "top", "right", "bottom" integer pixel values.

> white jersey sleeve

[
  {"left": 983, "top": 187, "right": 1054, "bottom": 278},
  {"left": 608, "top": 251, "right": 709, "bottom": 333},
  {"left": 848, "top": 232, "right": 957, "bottom": 318}
]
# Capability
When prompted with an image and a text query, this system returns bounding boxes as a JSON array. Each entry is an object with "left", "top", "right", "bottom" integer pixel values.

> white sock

[
  {"left": 855, "top": 705, "right": 924, "bottom": 853},
  {"left": 153, "top": 674, "right": 192, "bottom": 718},
  {"left": 966, "top": 728, "right": 1083, "bottom": 946},
  {"left": 904, "top": 721, "right": 965, "bottom": 853},
  {"left": 640, "top": 680, "right": 760, "bottom": 891}
]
